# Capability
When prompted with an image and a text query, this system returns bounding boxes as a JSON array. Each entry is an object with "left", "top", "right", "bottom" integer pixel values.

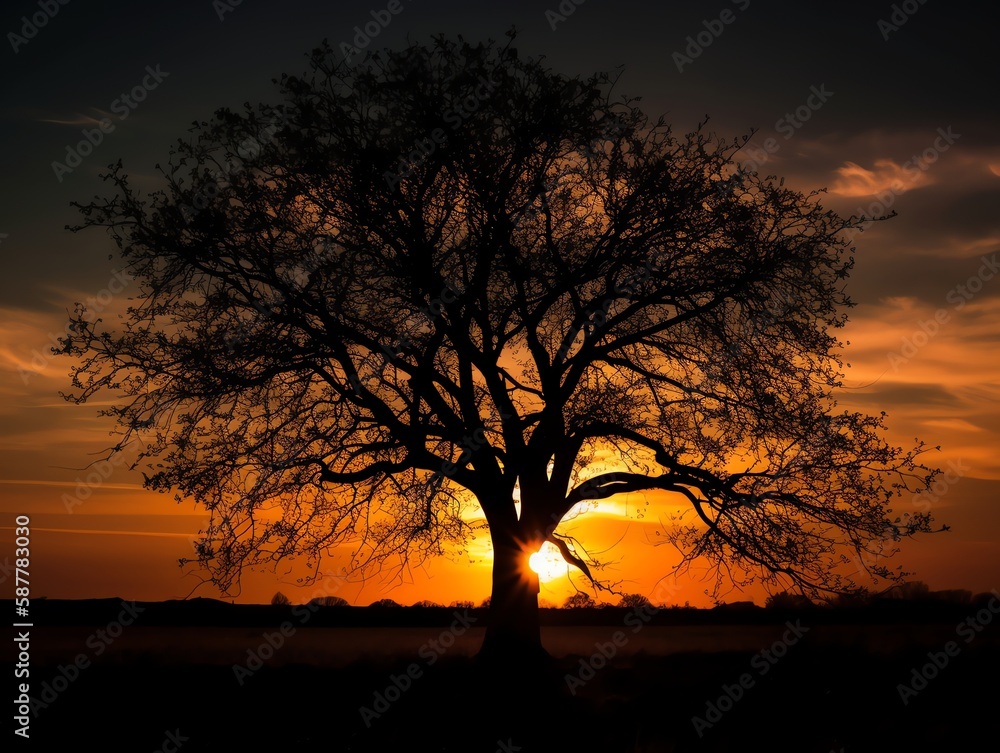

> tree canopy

[{"left": 62, "top": 34, "right": 938, "bottom": 654}]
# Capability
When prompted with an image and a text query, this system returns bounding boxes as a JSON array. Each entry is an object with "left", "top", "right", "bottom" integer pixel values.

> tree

[
  {"left": 885, "top": 580, "right": 931, "bottom": 600},
  {"left": 563, "top": 592, "right": 598, "bottom": 609},
  {"left": 929, "top": 589, "right": 972, "bottom": 605},
  {"left": 825, "top": 589, "right": 874, "bottom": 608},
  {"left": 764, "top": 591, "right": 814, "bottom": 609},
  {"left": 61, "top": 34, "right": 939, "bottom": 664},
  {"left": 618, "top": 593, "right": 652, "bottom": 609},
  {"left": 270, "top": 591, "right": 292, "bottom": 606},
  {"left": 369, "top": 598, "right": 402, "bottom": 608},
  {"left": 307, "top": 595, "right": 350, "bottom": 607}
]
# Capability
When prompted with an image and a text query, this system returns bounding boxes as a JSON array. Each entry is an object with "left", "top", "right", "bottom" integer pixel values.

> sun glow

[{"left": 528, "top": 542, "right": 569, "bottom": 582}]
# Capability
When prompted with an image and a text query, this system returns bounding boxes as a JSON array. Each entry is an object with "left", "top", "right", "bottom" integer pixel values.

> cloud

[
  {"left": 923, "top": 419, "right": 986, "bottom": 434},
  {"left": 943, "top": 236, "right": 1000, "bottom": 260},
  {"left": 0, "top": 526, "right": 195, "bottom": 538},
  {"left": 0, "top": 479, "right": 142, "bottom": 490},
  {"left": 36, "top": 109, "right": 116, "bottom": 127},
  {"left": 843, "top": 382, "right": 959, "bottom": 409},
  {"left": 834, "top": 296, "right": 1000, "bottom": 479},
  {"left": 830, "top": 158, "right": 932, "bottom": 197}
]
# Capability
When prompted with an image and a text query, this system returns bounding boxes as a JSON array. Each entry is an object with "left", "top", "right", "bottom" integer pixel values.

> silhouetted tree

[
  {"left": 61, "top": 34, "right": 939, "bottom": 663},
  {"left": 270, "top": 591, "right": 292, "bottom": 606},
  {"left": 714, "top": 600, "right": 759, "bottom": 611},
  {"left": 369, "top": 598, "right": 402, "bottom": 608},
  {"left": 618, "top": 593, "right": 652, "bottom": 609},
  {"left": 825, "top": 588, "right": 874, "bottom": 608},
  {"left": 563, "top": 592, "right": 597, "bottom": 609},
  {"left": 886, "top": 580, "right": 931, "bottom": 600},
  {"left": 412, "top": 599, "right": 444, "bottom": 608},
  {"left": 930, "top": 589, "right": 972, "bottom": 605},
  {"left": 972, "top": 592, "right": 998, "bottom": 608},
  {"left": 764, "top": 591, "right": 814, "bottom": 609},
  {"left": 308, "top": 595, "right": 350, "bottom": 607}
]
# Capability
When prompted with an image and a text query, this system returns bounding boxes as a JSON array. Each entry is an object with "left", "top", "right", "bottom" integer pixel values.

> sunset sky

[{"left": 1, "top": 0, "right": 998, "bottom": 608}]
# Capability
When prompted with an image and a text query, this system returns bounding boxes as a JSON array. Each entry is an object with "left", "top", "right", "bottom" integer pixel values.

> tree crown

[{"left": 62, "top": 34, "right": 938, "bottom": 600}]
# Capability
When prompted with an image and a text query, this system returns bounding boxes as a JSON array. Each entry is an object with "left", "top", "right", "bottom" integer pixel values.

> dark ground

[{"left": 7, "top": 599, "right": 1000, "bottom": 752}]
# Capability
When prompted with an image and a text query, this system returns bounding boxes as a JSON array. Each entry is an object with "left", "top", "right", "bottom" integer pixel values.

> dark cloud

[{"left": 842, "top": 382, "right": 960, "bottom": 408}]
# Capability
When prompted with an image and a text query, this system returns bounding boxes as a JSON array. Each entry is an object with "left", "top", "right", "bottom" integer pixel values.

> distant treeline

[{"left": 7, "top": 584, "right": 996, "bottom": 628}]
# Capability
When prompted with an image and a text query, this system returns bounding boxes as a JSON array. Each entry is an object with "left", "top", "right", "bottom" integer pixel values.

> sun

[{"left": 528, "top": 542, "right": 569, "bottom": 582}]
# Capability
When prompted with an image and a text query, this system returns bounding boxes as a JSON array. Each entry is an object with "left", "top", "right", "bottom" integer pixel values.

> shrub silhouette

[{"left": 270, "top": 591, "right": 292, "bottom": 606}]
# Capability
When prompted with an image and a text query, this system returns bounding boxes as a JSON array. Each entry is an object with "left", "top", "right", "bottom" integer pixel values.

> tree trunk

[
  {"left": 474, "top": 521, "right": 569, "bottom": 739},
  {"left": 478, "top": 524, "right": 547, "bottom": 666},
  {"left": 471, "top": 509, "right": 571, "bottom": 747}
]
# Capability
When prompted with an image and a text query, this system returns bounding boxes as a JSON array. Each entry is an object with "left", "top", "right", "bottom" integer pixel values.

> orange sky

[{"left": 2, "top": 1, "right": 998, "bottom": 608}]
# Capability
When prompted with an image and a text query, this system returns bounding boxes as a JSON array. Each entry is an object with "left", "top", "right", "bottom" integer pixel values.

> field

[{"left": 8, "top": 600, "right": 1000, "bottom": 752}]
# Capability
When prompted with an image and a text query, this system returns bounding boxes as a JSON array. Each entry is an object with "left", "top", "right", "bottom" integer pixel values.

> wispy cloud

[
  {"left": 0, "top": 479, "right": 142, "bottom": 490},
  {"left": 37, "top": 108, "right": 116, "bottom": 127},
  {"left": 831, "top": 158, "right": 932, "bottom": 197},
  {"left": 0, "top": 526, "right": 195, "bottom": 538}
]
